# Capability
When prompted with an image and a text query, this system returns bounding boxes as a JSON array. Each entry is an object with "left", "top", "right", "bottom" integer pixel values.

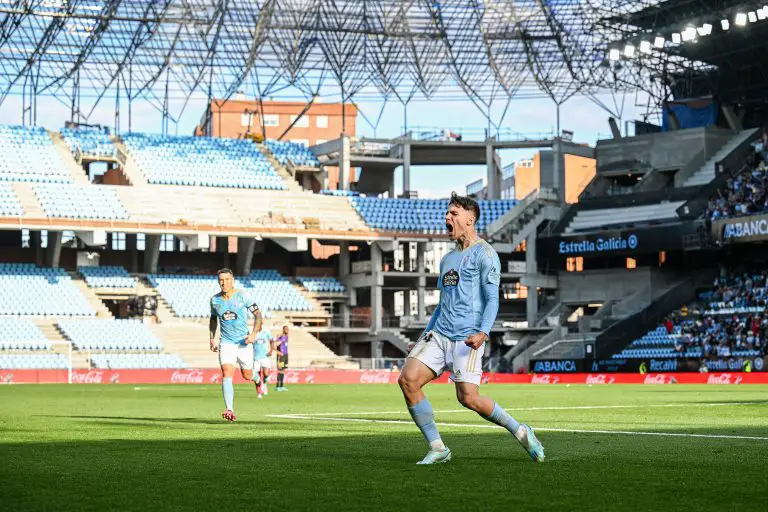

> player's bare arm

[
  {"left": 246, "top": 310, "right": 261, "bottom": 344},
  {"left": 209, "top": 308, "right": 218, "bottom": 352}
]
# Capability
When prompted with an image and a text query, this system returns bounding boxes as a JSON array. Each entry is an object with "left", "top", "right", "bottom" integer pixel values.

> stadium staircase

[
  {"left": 11, "top": 183, "right": 45, "bottom": 217},
  {"left": 256, "top": 143, "right": 304, "bottom": 192},
  {"left": 49, "top": 132, "right": 89, "bottom": 184},
  {"left": 681, "top": 128, "right": 759, "bottom": 187},
  {"left": 112, "top": 140, "right": 149, "bottom": 186},
  {"left": 378, "top": 329, "right": 411, "bottom": 354},
  {"left": 486, "top": 188, "right": 561, "bottom": 251},
  {"left": 33, "top": 319, "right": 90, "bottom": 369},
  {"left": 70, "top": 274, "right": 114, "bottom": 318}
]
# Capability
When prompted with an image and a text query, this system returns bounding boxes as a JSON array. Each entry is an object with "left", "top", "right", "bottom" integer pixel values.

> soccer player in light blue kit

[
  {"left": 398, "top": 192, "right": 545, "bottom": 464},
  {"left": 209, "top": 268, "right": 261, "bottom": 422},
  {"left": 252, "top": 326, "right": 275, "bottom": 398}
]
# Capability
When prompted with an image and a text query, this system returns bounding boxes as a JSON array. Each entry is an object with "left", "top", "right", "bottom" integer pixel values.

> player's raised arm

[
  {"left": 209, "top": 300, "right": 219, "bottom": 352},
  {"left": 247, "top": 301, "right": 261, "bottom": 344}
]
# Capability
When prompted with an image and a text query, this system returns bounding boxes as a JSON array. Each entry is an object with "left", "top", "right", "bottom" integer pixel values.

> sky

[{"left": 0, "top": 86, "right": 653, "bottom": 198}]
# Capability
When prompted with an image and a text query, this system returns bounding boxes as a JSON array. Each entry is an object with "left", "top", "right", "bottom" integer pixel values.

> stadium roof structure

[
  {"left": 598, "top": 0, "right": 768, "bottom": 104},
  {"left": 0, "top": 0, "right": 671, "bottom": 130}
]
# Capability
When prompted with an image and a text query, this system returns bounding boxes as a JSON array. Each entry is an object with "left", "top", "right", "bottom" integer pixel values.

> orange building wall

[
  {"left": 513, "top": 152, "right": 595, "bottom": 204},
  {"left": 200, "top": 99, "right": 357, "bottom": 144}
]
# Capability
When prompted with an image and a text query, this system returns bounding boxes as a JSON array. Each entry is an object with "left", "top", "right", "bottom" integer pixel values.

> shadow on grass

[{"left": 1, "top": 426, "right": 767, "bottom": 512}]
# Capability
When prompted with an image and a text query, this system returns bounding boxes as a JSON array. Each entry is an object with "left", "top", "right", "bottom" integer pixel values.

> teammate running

[
  {"left": 209, "top": 268, "right": 261, "bottom": 422},
  {"left": 397, "top": 192, "right": 545, "bottom": 464},
  {"left": 275, "top": 325, "right": 289, "bottom": 391},
  {"left": 253, "top": 326, "right": 275, "bottom": 398}
]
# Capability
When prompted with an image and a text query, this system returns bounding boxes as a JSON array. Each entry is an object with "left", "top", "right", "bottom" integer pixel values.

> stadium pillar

[
  {"left": 339, "top": 242, "right": 351, "bottom": 328},
  {"left": 30, "top": 231, "right": 43, "bottom": 266},
  {"left": 552, "top": 137, "right": 565, "bottom": 204},
  {"left": 339, "top": 135, "right": 350, "bottom": 191},
  {"left": 486, "top": 142, "right": 500, "bottom": 199},
  {"left": 126, "top": 234, "right": 138, "bottom": 273},
  {"left": 722, "top": 105, "right": 743, "bottom": 131},
  {"left": 525, "top": 233, "right": 538, "bottom": 326},
  {"left": 143, "top": 234, "right": 161, "bottom": 274},
  {"left": 402, "top": 142, "right": 411, "bottom": 194},
  {"left": 370, "top": 242, "right": 383, "bottom": 333},
  {"left": 236, "top": 237, "right": 256, "bottom": 276},
  {"left": 416, "top": 242, "right": 426, "bottom": 322},
  {"left": 371, "top": 340, "right": 383, "bottom": 359},
  {"left": 44, "top": 231, "right": 62, "bottom": 268}
]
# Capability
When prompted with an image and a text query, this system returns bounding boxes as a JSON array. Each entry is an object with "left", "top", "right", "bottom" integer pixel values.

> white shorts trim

[
  {"left": 408, "top": 330, "right": 484, "bottom": 385},
  {"left": 254, "top": 357, "right": 272, "bottom": 371},
  {"left": 219, "top": 343, "right": 254, "bottom": 371}
]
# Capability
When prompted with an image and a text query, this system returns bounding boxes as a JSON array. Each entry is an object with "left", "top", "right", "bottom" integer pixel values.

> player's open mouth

[{"left": 446, "top": 223, "right": 453, "bottom": 233}]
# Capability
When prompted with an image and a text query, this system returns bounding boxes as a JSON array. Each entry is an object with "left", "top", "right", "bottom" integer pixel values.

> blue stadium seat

[
  {"left": 34, "top": 184, "right": 129, "bottom": 220},
  {"left": 121, "top": 133, "right": 286, "bottom": 190},
  {"left": 0, "top": 353, "right": 68, "bottom": 369},
  {"left": 0, "top": 183, "right": 24, "bottom": 217},
  {"left": 0, "top": 318, "right": 51, "bottom": 350},
  {"left": 299, "top": 276, "right": 345, "bottom": 293},
  {"left": 265, "top": 140, "right": 321, "bottom": 168},
  {"left": 58, "top": 319, "right": 162, "bottom": 352},
  {"left": 0, "top": 263, "right": 95, "bottom": 316},
  {"left": 147, "top": 270, "right": 313, "bottom": 318},
  {"left": 349, "top": 197, "right": 518, "bottom": 234},
  {"left": 0, "top": 125, "right": 72, "bottom": 183},
  {"left": 90, "top": 353, "right": 186, "bottom": 369},
  {"left": 60, "top": 127, "right": 116, "bottom": 159},
  {"left": 78, "top": 266, "right": 137, "bottom": 288}
]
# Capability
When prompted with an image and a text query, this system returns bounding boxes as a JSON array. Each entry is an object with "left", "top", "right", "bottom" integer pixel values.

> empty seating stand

[
  {"left": 0, "top": 353, "right": 68, "bottom": 369},
  {"left": 349, "top": 197, "right": 517, "bottom": 234},
  {"left": 122, "top": 133, "right": 286, "bottom": 190},
  {"left": 0, "top": 183, "right": 23, "bottom": 216},
  {"left": 265, "top": 140, "right": 321, "bottom": 167},
  {"left": 79, "top": 266, "right": 137, "bottom": 288},
  {"left": 0, "top": 264, "right": 95, "bottom": 316},
  {"left": 34, "top": 184, "right": 129, "bottom": 220},
  {"left": 0, "top": 318, "right": 51, "bottom": 350},
  {"left": 0, "top": 125, "right": 72, "bottom": 183},
  {"left": 299, "top": 277, "right": 345, "bottom": 293},
  {"left": 60, "top": 127, "right": 116, "bottom": 159},
  {"left": 565, "top": 202, "right": 685, "bottom": 234},
  {"left": 58, "top": 319, "right": 162, "bottom": 352},
  {"left": 148, "top": 270, "right": 312, "bottom": 318}
]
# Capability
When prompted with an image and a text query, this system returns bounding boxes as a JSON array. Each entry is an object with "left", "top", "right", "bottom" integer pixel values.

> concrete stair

[
  {"left": 49, "top": 132, "right": 89, "bottom": 184},
  {"left": 34, "top": 319, "right": 90, "bottom": 369},
  {"left": 150, "top": 321, "right": 214, "bottom": 368},
  {"left": 284, "top": 326, "right": 359, "bottom": 369},
  {"left": 69, "top": 275, "right": 114, "bottom": 318},
  {"left": 113, "top": 139, "right": 148, "bottom": 186},
  {"left": 683, "top": 128, "right": 759, "bottom": 187},
  {"left": 487, "top": 188, "right": 561, "bottom": 252},
  {"left": 256, "top": 143, "right": 303, "bottom": 192},
  {"left": 11, "top": 183, "right": 46, "bottom": 218}
]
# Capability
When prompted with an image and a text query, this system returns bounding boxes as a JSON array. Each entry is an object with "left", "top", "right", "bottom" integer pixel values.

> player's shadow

[
  {"left": 2, "top": 427, "right": 767, "bottom": 512},
  {"left": 40, "top": 414, "right": 273, "bottom": 426}
]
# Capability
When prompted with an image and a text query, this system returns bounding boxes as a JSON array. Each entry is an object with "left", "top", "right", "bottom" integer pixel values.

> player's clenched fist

[
  {"left": 464, "top": 332, "right": 487, "bottom": 350},
  {"left": 209, "top": 340, "right": 218, "bottom": 352}
]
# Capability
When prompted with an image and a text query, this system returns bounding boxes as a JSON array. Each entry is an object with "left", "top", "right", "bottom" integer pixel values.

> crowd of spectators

[
  {"left": 704, "top": 129, "right": 768, "bottom": 221},
  {"left": 665, "top": 269, "right": 768, "bottom": 359}
]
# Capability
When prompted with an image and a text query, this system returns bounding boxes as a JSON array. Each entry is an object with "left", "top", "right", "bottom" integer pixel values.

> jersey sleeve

[
  {"left": 437, "top": 252, "right": 446, "bottom": 290},
  {"left": 479, "top": 249, "right": 501, "bottom": 286}
]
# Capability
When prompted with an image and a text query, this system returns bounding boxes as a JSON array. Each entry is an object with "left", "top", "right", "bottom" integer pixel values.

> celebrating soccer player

[
  {"left": 397, "top": 193, "right": 545, "bottom": 464},
  {"left": 253, "top": 326, "right": 275, "bottom": 398},
  {"left": 209, "top": 268, "right": 261, "bottom": 422}
]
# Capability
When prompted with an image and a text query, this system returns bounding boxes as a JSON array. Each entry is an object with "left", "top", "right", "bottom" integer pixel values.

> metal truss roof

[{"left": 0, "top": 0, "right": 672, "bottom": 127}]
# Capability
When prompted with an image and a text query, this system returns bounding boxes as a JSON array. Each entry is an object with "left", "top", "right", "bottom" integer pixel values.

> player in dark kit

[{"left": 275, "top": 325, "right": 289, "bottom": 391}]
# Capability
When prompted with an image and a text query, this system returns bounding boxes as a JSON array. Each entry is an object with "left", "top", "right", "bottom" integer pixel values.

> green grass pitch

[{"left": 1, "top": 384, "right": 767, "bottom": 511}]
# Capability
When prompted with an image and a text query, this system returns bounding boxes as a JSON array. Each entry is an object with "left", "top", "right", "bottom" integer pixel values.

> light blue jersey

[
  {"left": 253, "top": 329, "right": 273, "bottom": 359},
  {"left": 431, "top": 240, "right": 501, "bottom": 341},
  {"left": 210, "top": 290, "right": 259, "bottom": 345}
]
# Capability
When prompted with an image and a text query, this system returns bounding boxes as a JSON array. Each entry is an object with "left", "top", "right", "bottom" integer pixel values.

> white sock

[{"left": 429, "top": 439, "right": 446, "bottom": 451}]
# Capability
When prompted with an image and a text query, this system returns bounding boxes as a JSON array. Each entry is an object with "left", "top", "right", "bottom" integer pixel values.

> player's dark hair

[
  {"left": 449, "top": 192, "right": 481, "bottom": 224},
  {"left": 216, "top": 268, "right": 234, "bottom": 278}
]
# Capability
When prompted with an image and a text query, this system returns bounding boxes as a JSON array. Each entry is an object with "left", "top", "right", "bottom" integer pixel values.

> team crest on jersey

[
  {"left": 222, "top": 311, "right": 238, "bottom": 321},
  {"left": 443, "top": 269, "right": 459, "bottom": 287}
]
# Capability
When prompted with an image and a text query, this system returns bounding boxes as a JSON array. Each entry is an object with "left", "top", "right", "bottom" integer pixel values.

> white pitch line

[
  {"left": 267, "top": 414, "right": 768, "bottom": 441},
  {"left": 285, "top": 401, "right": 765, "bottom": 417}
]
